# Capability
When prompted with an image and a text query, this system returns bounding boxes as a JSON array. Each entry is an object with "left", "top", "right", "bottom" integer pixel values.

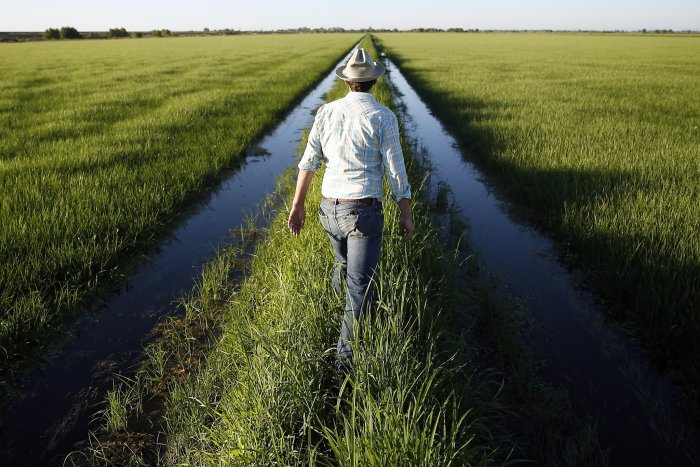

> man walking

[{"left": 288, "top": 47, "right": 413, "bottom": 377}]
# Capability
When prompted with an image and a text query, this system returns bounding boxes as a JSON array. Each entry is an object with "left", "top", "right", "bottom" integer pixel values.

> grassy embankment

[
  {"left": 0, "top": 34, "right": 358, "bottom": 378},
  {"left": 79, "top": 39, "right": 499, "bottom": 466},
  {"left": 75, "top": 38, "right": 607, "bottom": 466},
  {"left": 375, "top": 32, "right": 700, "bottom": 404}
]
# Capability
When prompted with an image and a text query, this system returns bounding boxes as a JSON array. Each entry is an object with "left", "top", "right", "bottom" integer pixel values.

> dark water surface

[
  {"left": 384, "top": 58, "right": 697, "bottom": 466},
  {"left": 0, "top": 47, "right": 357, "bottom": 466}
]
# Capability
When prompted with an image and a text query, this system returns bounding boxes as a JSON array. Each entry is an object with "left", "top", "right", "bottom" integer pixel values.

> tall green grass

[
  {"left": 0, "top": 34, "right": 357, "bottom": 376},
  {"left": 73, "top": 36, "right": 612, "bottom": 467},
  {"left": 76, "top": 38, "right": 507, "bottom": 465},
  {"left": 374, "top": 32, "right": 700, "bottom": 404},
  {"left": 160, "top": 60, "right": 498, "bottom": 466}
]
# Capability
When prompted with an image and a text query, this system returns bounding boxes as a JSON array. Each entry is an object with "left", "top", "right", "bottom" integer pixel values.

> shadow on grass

[{"left": 390, "top": 60, "right": 700, "bottom": 412}]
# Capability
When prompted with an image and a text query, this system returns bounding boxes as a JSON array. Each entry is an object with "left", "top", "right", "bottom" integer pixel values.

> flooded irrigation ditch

[
  {"left": 383, "top": 57, "right": 699, "bottom": 465},
  {"left": 1, "top": 42, "right": 697, "bottom": 466},
  {"left": 0, "top": 48, "right": 357, "bottom": 466}
]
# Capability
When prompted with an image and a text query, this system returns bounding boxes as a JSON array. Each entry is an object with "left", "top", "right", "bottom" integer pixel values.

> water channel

[
  {"left": 0, "top": 46, "right": 358, "bottom": 466},
  {"left": 383, "top": 57, "right": 697, "bottom": 466},
  {"left": 2, "top": 42, "right": 696, "bottom": 466}
]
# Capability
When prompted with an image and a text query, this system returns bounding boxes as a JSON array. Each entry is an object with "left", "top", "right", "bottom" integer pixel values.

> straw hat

[{"left": 335, "top": 48, "right": 385, "bottom": 82}]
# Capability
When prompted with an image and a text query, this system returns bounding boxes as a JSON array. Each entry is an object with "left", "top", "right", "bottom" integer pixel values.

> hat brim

[{"left": 335, "top": 62, "right": 386, "bottom": 82}]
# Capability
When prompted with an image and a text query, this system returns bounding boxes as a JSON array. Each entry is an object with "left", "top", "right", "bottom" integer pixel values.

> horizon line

[{"left": 2, "top": 27, "right": 699, "bottom": 33}]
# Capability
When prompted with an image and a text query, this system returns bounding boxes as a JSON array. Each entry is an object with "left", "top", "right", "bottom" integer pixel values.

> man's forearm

[
  {"left": 292, "top": 169, "right": 315, "bottom": 207},
  {"left": 288, "top": 169, "right": 315, "bottom": 236}
]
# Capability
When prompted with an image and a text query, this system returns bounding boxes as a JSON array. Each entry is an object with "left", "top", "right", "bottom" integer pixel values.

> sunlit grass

[
  {"left": 159, "top": 64, "right": 496, "bottom": 467},
  {"left": 69, "top": 36, "right": 618, "bottom": 467},
  {"left": 375, "top": 32, "right": 700, "bottom": 405},
  {"left": 0, "top": 34, "right": 357, "bottom": 376},
  {"left": 76, "top": 37, "right": 504, "bottom": 466}
]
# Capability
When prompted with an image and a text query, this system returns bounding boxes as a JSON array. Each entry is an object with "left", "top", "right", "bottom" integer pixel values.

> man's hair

[{"left": 346, "top": 79, "right": 377, "bottom": 92}]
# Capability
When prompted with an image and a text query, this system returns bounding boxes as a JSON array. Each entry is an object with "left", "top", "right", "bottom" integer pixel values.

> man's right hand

[
  {"left": 288, "top": 169, "right": 314, "bottom": 236},
  {"left": 288, "top": 205, "right": 306, "bottom": 236}
]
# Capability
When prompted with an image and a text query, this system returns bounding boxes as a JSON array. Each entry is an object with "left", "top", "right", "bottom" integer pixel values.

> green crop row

[
  {"left": 374, "top": 32, "right": 700, "bottom": 405},
  {"left": 0, "top": 34, "right": 357, "bottom": 377},
  {"left": 76, "top": 38, "right": 502, "bottom": 465},
  {"left": 74, "top": 37, "right": 610, "bottom": 467}
]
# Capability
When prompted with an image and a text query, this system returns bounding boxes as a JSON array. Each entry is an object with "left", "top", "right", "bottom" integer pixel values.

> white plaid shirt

[{"left": 298, "top": 91, "right": 411, "bottom": 202}]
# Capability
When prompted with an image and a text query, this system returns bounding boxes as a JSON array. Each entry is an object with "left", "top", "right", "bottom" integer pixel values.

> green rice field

[
  {"left": 80, "top": 38, "right": 507, "bottom": 465},
  {"left": 0, "top": 34, "right": 356, "bottom": 374},
  {"left": 80, "top": 37, "right": 597, "bottom": 465},
  {"left": 4, "top": 30, "right": 698, "bottom": 463},
  {"left": 375, "top": 32, "right": 700, "bottom": 402}
]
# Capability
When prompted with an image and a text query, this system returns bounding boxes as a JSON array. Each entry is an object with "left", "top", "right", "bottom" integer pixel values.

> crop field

[
  {"left": 82, "top": 41, "right": 492, "bottom": 465},
  {"left": 4, "top": 29, "right": 696, "bottom": 463},
  {"left": 0, "top": 34, "right": 357, "bottom": 376},
  {"left": 375, "top": 33, "right": 700, "bottom": 400},
  {"left": 74, "top": 37, "right": 608, "bottom": 466}
]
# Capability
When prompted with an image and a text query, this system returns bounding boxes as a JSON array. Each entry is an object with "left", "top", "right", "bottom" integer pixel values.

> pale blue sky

[{"left": 1, "top": 0, "right": 698, "bottom": 32}]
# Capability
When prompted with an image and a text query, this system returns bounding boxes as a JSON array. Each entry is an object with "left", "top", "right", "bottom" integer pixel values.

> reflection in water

[
  {"left": 384, "top": 58, "right": 696, "bottom": 466},
  {"left": 0, "top": 46, "right": 358, "bottom": 466}
]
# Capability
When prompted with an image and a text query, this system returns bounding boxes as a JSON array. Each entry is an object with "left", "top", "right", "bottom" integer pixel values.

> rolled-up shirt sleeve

[
  {"left": 381, "top": 111, "right": 412, "bottom": 202},
  {"left": 298, "top": 105, "right": 325, "bottom": 172}
]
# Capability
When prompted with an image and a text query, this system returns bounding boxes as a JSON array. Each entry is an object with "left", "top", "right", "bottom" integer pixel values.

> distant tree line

[
  {"left": 43, "top": 26, "right": 81, "bottom": 39},
  {"left": 641, "top": 29, "right": 676, "bottom": 34},
  {"left": 200, "top": 27, "right": 242, "bottom": 35},
  {"left": 25, "top": 26, "right": 696, "bottom": 43},
  {"left": 108, "top": 27, "right": 129, "bottom": 38},
  {"left": 150, "top": 29, "right": 172, "bottom": 37},
  {"left": 103, "top": 28, "right": 143, "bottom": 38},
  {"left": 41, "top": 27, "right": 163, "bottom": 40}
]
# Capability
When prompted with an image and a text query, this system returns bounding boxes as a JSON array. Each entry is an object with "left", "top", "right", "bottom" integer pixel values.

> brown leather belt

[{"left": 323, "top": 196, "right": 381, "bottom": 206}]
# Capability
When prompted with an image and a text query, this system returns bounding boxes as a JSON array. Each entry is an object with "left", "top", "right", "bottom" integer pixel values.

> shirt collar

[{"left": 345, "top": 91, "right": 376, "bottom": 102}]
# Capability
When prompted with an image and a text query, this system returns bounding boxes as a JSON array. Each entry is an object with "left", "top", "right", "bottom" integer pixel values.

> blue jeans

[{"left": 318, "top": 198, "right": 383, "bottom": 372}]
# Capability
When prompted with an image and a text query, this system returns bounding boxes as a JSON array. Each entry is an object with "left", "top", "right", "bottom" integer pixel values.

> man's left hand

[{"left": 399, "top": 214, "right": 414, "bottom": 242}]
